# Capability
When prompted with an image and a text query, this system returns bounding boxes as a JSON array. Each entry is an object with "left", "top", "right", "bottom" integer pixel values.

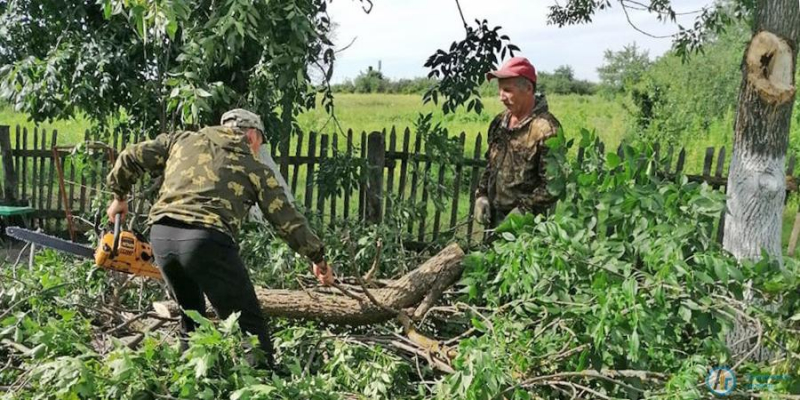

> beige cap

[{"left": 221, "top": 108, "right": 264, "bottom": 134}]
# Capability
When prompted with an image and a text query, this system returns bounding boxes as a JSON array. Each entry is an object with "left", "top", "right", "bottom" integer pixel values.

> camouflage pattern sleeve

[
  {"left": 518, "top": 120, "right": 562, "bottom": 212},
  {"left": 518, "top": 143, "right": 557, "bottom": 210},
  {"left": 254, "top": 166, "right": 325, "bottom": 263},
  {"left": 107, "top": 133, "right": 172, "bottom": 199}
]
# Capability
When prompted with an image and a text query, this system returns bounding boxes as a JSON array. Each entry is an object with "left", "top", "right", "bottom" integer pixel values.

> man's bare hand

[
  {"left": 474, "top": 196, "right": 491, "bottom": 225},
  {"left": 107, "top": 198, "right": 128, "bottom": 222},
  {"left": 313, "top": 260, "right": 334, "bottom": 286}
]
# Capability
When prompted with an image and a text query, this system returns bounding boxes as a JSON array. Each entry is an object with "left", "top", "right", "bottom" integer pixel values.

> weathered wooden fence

[{"left": 1, "top": 124, "right": 799, "bottom": 251}]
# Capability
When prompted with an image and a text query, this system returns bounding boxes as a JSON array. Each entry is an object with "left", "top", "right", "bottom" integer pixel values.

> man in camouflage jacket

[
  {"left": 105, "top": 109, "right": 331, "bottom": 369},
  {"left": 474, "top": 57, "right": 562, "bottom": 227}
]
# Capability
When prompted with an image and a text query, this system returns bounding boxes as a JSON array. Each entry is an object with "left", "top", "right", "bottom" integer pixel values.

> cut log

[
  {"left": 154, "top": 243, "right": 465, "bottom": 325},
  {"left": 255, "top": 243, "right": 464, "bottom": 325}
]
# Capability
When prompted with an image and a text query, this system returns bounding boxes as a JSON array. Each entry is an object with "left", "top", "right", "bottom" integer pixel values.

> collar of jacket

[{"left": 201, "top": 126, "right": 252, "bottom": 155}]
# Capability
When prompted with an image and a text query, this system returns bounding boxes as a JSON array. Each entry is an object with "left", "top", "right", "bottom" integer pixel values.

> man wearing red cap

[{"left": 474, "top": 57, "right": 562, "bottom": 227}]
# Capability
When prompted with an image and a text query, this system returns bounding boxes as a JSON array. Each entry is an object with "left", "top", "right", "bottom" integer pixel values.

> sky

[{"left": 325, "top": 0, "right": 714, "bottom": 83}]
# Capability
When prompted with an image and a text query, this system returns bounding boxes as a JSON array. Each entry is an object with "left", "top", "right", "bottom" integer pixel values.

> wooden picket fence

[{"left": 1, "top": 124, "right": 799, "bottom": 252}]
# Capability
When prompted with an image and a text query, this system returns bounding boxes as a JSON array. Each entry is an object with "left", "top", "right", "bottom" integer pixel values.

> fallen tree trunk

[{"left": 155, "top": 243, "right": 465, "bottom": 325}]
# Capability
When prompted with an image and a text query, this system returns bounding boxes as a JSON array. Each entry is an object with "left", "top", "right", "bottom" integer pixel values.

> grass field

[
  {"left": 2, "top": 93, "right": 800, "bottom": 252},
  {"left": 297, "top": 93, "right": 630, "bottom": 151},
  {"left": 0, "top": 93, "right": 752, "bottom": 173},
  {"left": 0, "top": 106, "right": 91, "bottom": 145}
]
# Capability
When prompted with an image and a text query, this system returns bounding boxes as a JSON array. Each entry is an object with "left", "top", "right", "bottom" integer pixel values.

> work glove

[{"left": 474, "top": 196, "right": 491, "bottom": 226}]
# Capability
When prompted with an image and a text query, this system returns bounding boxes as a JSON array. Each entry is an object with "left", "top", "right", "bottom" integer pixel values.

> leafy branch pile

[{"left": 2, "top": 131, "right": 799, "bottom": 399}]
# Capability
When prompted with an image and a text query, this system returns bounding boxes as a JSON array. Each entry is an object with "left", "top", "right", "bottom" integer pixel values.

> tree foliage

[
  {"left": 621, "top": 21, "right": 800, "bottom": 148},
  {"left": 0, "top": 0, "right": 336, "bottom": 143},
  {"left": 597, "top": 43, "right": 652, "bottom": 94},
  {"left": 423, "top": 19, "right": 518, "bottom": 115},
  {"left": 331, "top": 69, "right": 437, "bottom": 95},
  {"left": 547, "top": 0, "right": 756, "bottom": 59},
  {"left": 537, "top": 65, "right": 598, "bottom": 95}
]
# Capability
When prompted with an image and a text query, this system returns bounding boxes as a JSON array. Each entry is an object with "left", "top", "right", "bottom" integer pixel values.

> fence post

[
  {"left": 788, "top": 213, "right": 800, "bottom": 256},
  {"left": 366, "top": 131, "right": 385, "bottom": 224},
  {"left": 0, "top": 125, "right": 18, "bottom": 203}
]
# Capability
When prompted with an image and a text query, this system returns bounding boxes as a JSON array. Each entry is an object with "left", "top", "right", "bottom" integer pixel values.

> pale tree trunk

[
  {"left": 724, "top": 0, "right": 799, "bottom": 261},
  {"left": 724, "top": 0, "right": 798, "bottom": 360}
]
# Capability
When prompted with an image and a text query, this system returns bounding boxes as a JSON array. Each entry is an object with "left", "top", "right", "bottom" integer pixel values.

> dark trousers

[
  {"left": 150, "top": 220, "right": 274, "bottom": 368},
  {"left": 489, "top": 207, "right": 512, "bottom": 229}
]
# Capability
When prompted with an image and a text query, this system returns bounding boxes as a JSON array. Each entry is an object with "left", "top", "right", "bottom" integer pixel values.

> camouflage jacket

[
  {"left": 476, "top": 96, "right": 561, "bottom": 213},
  {"left": 107, "top": 126, "right": 325, "bottom": 263}
]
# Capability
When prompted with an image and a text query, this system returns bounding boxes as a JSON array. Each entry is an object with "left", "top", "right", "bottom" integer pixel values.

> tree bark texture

[{"left": 723, "top": 0, "right": 799, "bottom": 262}]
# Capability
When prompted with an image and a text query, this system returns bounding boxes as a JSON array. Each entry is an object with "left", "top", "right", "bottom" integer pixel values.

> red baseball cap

[{"left": 486, "top": 57, "right": 537, "bottom": 83}]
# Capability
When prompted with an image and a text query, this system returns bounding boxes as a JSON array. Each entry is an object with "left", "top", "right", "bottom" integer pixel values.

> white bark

[
  {"left": 724, "top": 29, "right": 797, "bottom": 263},
  {"left": 723, "top": 151, "right": 785, "bottom": 259}
]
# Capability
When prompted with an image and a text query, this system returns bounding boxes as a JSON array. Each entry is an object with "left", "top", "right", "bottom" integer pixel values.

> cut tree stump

[{"left": 154, "top": 243, "right": 465, "bottom": 325}]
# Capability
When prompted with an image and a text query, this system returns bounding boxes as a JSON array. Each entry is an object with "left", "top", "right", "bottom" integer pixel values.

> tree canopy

[{"left": 0, "top": 0, "right": 336, "bottom": 143}]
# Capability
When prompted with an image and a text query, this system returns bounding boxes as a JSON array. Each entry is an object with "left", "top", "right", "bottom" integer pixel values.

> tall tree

[
  {"left": 597, "top": 43, "right": 652, "bottom": 93},
  {"left": 544, "top": 0, "right": 798, "bottom": 264},
  {"left": 723, "top": 0, "right": 799, "bottom": 262}
]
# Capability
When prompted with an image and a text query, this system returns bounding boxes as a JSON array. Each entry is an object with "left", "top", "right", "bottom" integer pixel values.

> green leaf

[
  {"left": 501, "top": 232, "right": 516, "bottom": 242},
  {"left": 221, "top": 312, "right": 240, "bottom": 333},
  {"left": 184, "top": 310, "right": 212, "bottom": 328},
  {"left": 190, "top": 352, "right": 215, "bottom": 378},
  {"left": 606, "top": 153, "right": 621, "bottom": 169},
  {"left": 714, "top": 260, "right": 729, "bottom": 282},
  {"left": 28, "top": 343, "right": 46, "bottom": 359},
  {"left": 728, "top": 264, "right": 744, "bottom": 282},
  {"left": 628, "top": 330, "right": 640, "bottom": 361},
  {"left": 166, "top": 19, "right": 179, "bottom": 40},
  {"left": 679, "top": 306, "right": 692, "bottom": 323},
  {"left": 232, "top": 385, "right": 275, "bottom": 400},
  {"left": 578, "top": 172, "right": 596, "bottom": 186},
  {"left": 471, "top": 317, "right": 487, "bottom": 332},
  {"left": 695, "top": 270, "right": 715, "bottom": 285},
  {"left": 103, "top": 0, "right": 112, "bottom": 19}
]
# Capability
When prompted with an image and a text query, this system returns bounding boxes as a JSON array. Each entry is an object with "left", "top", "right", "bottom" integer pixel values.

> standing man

[
  {"left": 474, "top": 57, "right": 562, "bottom": 228},
  {"left": 105, "top": 109, "right": 332, "bottom": 369}
]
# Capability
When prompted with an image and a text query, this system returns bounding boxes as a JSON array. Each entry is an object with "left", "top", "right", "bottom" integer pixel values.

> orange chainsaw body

[{"left": 94, "top": 229, "right": 162, "bottom": 280}]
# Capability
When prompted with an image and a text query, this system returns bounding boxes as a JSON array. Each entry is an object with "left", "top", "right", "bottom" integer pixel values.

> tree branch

[
  {"left": 454, "top": 0, "right": 469, "bottom": 31},
  {"left": 335, "top": 36, "right": 358, "bottom": 54},
  {"left": 618, "top": 1, "right": 676, "bottom": 39},
  {"left": 497, "top": 369, "right": 668, "bottom": 399}
]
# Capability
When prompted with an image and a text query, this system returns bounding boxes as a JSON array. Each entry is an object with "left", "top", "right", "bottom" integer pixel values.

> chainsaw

[{"left": 6, "top": 214, "right": 162, "bottom": 280}]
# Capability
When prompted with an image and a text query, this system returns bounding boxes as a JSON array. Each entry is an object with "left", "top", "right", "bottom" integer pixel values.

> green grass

[
  {"left": 297, "top": 93, "right": 629, "bottom": 156},
  {"left": 2, "top": 94, "right": 800, "bottom": 254},
  {"left": 0, "top": 107, "right": 90, "bottom": 146}
]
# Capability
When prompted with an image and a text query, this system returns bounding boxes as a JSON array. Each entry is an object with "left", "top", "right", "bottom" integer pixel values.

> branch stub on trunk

[{"left": 746, "top": 30, "right": 796, "bottom": 105}]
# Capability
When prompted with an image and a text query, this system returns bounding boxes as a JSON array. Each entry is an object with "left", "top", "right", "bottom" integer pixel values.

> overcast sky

[{"left": 326, "top": 0, "right": 713, "bottom": 83}]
